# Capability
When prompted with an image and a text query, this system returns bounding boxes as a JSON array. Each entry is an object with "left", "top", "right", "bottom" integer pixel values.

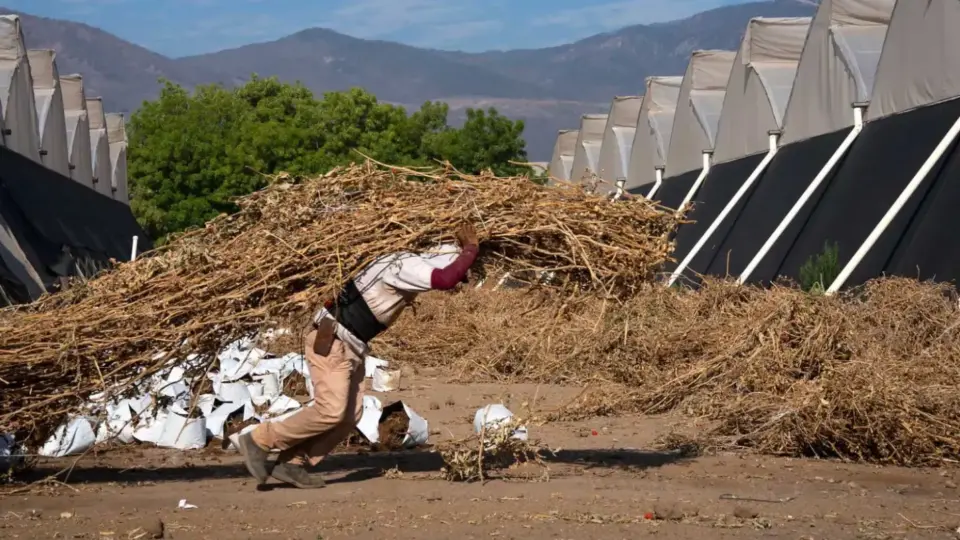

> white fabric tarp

[
  {"left": 106, "top": 112, "right": 129, "bottom": 204},
  {"left": 86, "top": 97, "right": 113, "bottom": 198},
  {"left": 0, "top": 15, "right": 40, "bottom": 163},
  {"left": 60, "top": 75, "right": 94, "bottom": 189},
  {"left": 626, "top": 76, "right": 683, "bottom": 191},
  {"left": 547, "top": 129, "right": 578, "bottom": 183},
  {"left": 595, "top": 96, "right": 643, "bottom": 194},
  {"left": 27, "top": 49, "right": 70, "bottom": 176},
  {"left": 781, "top": 0, "right": 894, "bottom": 145},
  {"left": 867, "top": 0, "right": 960, "bottom": 121},
  {"left": 665, "top": 50, "right": 736, "bottom": 177},
  {"left": 713, "top": 17, "right": 811, "bottom": 164},
  {"left": 569, "top": 114, "right": 608, "bottom": 184}
]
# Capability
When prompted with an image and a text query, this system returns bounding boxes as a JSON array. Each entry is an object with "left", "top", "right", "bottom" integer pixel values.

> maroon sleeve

[{"left": 430, "top": 245, "right": 478, "bottom": 290}]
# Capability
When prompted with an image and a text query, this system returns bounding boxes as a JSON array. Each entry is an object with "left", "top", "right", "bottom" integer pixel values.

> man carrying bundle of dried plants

[{"left": 236, "top": 223, "right": 480, "bottom": 489}]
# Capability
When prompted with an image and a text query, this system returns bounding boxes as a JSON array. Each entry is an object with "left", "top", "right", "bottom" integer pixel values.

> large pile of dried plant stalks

[
  {"left": 0, "top": 161, "right": 679, "bottom": 444},
  {"left": 380, "top": 278, "right": 960, "bottom": 466}
]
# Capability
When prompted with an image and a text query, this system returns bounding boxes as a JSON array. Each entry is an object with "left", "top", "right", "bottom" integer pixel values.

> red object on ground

[
  {"left": 591, "top": 430, "right": 598, "bottom": 436},
  {"left": 643, "top": 512, "right": 654, "bottom": 520}
]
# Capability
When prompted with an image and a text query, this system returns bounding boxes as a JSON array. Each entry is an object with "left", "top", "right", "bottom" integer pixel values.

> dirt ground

[{"left": 3, "top": 370, "right": 960, "bottom": 539}]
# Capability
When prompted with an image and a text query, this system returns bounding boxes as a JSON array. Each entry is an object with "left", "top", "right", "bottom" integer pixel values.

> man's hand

[{"left": 455, "top": 222, "right": 479, "bottom": 248}]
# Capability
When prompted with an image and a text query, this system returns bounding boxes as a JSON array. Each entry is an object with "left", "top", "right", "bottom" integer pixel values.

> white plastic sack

[
  {"left": 474, "top": 404, "right": 528, "bottom": 441},
  {"left": 364, "top": 356, "right": 389, "bottom": 378},
  {"left": 371, "top": 367, "right": 401, "bottom": 392},
  {"left": 39, "top": 417, "right": 96, "bottom": 457},
  {"left": 94, "top": 397, "right": 149, "bottom": 445},
  {"left": 157, "top": 406, "right": 206, "bottom": 450},
  {"left": 254, "top": 373, "right": 280, "bottom": 399},
  {"left": 358, "top": 400, "right": 428, "bottom": 448},
  {"left": 355, "top": 395, "right": 383, "bottom": 443},
  {"left": 400, "top": 402, "right": 429, "bottom": 447},
  {"left": 133, "top": 409, "right": 169, "bottom": 445},
  {"left": 205, "top": 400, "right": 252, "bottom": 440}
]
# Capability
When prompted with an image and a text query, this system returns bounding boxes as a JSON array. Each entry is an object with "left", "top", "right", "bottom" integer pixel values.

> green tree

[
  {"left": 425, "top": 108, "right": 528, "bottom": 176},
  {"left": 128, "top": 78, "right": 530, "bottom": 241}
]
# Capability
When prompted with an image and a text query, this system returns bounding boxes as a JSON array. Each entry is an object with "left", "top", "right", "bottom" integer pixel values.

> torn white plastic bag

[
  {"left": 133, "top": 409, "right": 168, "bottom": 445},
  {"left": 39, "top": 417, "right": 97, "bottom": 457},
  {"left": 205, "top": 400, "right": 254, "bottom": 440},
  {"left": 371, "top": 367, "right": 401, "bottom": 392},
  {"left": 355, "top": 396, "right": 383, "bottom": 443},
  {"left": 364, "top": 356, "right": 389, "bottom": 378},
  {"left": 474, "top": 404, "right": 528, "bottom": 441},
  {"left": 359, "top": 400, "right": 428, "bottom": 448},
  {"left": 157, "top": 405, "right": 207, "bottom": 450}
]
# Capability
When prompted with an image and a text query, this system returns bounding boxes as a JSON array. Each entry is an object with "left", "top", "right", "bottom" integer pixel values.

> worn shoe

[
  {"left": 271, "top": 463, "right": 327, "bottom": 489},
  {"left": 236, "top": 433, "right": 270, "bottom": 484}
]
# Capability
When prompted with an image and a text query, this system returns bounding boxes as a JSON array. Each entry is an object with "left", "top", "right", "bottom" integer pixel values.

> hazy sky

[{"left": 7, "top": 0, "right": 755, "bottom": 57}]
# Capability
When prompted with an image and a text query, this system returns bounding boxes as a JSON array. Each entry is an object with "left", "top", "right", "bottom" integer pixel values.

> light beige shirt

[{"left": 314, "top": 246, "right": 460, "bottom": 356}]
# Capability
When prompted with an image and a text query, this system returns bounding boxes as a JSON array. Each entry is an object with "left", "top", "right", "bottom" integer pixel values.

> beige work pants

[{"left": 251, "top": 330, "right": 364, "bottom": 467}]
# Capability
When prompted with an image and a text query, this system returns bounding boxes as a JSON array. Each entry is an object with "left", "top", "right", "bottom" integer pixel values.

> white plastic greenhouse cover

[
  {"left": 60, "top": 75, "right": 94, "bottom": 189},
  {"left": 106, "top": 112, "right": 128, "bottom": 205},
  {"left": 595, "top": 96, "right": 643, "bottom": 194},
  {"left": 712, "top": 17, "right": 811, "bottom": 164},
  {"left": 569, "top": 114, "right": 608, "bottom": 184},
  {"left": 547, "top": 129, "right": 578, "bottom": 182},
  {"left": 27, "top": 49, "right": 70, "bottom": 176},
  {"left": 780, "top": 0, "right": 894, "bottom": 145},
  {"left": 87, "top": 97, "right": 113, "bottom": 198},
  {"left": 626, "top": 76, "right": 683, "bottom": 190},
  {"left": 0, "top": 15, "right": 40, "bottom": 163},
  {"left": 665, "top": 50, "right": 737, "bottom": 177},
  {"left": 866, "top": 0, "right": 960, "bottom": 121}
]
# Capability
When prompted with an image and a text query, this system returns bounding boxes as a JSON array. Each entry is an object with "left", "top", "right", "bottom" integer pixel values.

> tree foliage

[{"left": 129, "top": 76, "right": 530, "bottom": 241}]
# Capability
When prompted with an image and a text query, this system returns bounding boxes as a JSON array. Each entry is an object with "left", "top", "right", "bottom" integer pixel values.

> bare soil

[{"left": 3, "top": 370, "right": 959, "bottom": 539}]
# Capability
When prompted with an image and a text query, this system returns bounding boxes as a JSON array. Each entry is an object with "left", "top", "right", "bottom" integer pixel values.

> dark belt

[{"left": 328, "top": 280, "right": 387, "bottom": 344}]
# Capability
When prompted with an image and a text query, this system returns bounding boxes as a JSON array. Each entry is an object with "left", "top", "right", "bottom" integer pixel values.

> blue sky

[{"left": 8, "top": 0, "right": 753, "bottom": 57}]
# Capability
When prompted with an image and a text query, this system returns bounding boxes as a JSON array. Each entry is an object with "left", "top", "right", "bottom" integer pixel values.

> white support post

[
  {"left": 739, "top": 105, "right": 867, "bottom": 284},
  {"left": 678, "top": 151, "right": 713, "bottom": 211},
  {"left": 646, "top": 167, "right": 665, "bottom": 199},
  {"left": 826, "top": 113, "right": 960, "bottom": 295},
  {"left": 667, "top": 132, "right": 780, "bottom": 287},
  {"left": 612, "top": 177, "right": 626, "bottom": 201},
  {"left": 130, "top": 235, "right": 139, "bottom": 261}
]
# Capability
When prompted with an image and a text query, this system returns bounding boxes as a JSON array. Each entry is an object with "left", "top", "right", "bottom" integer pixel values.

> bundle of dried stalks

[
  {"left": 0, "top": 161, "right": 679, "bottom": 444},
  {"left": 382, "top": 278, "right": 960, "bottom": 466},
  {"left": 438, "top": 417, "right": 548, "bottom": 482}
]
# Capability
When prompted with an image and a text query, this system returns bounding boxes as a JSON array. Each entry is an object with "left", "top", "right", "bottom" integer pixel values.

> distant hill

[{"left": 6, "top": 0, "right": 817, "bottom": 159}]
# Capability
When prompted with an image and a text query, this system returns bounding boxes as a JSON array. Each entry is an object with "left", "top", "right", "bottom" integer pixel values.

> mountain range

[{"left": 6, "top": 0, "right": 817, "bottom": 160}]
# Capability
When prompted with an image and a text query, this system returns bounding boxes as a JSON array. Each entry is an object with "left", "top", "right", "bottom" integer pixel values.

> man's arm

[
  {"left": 429, "top": 244, "right": 478, "bottom": 290},
  {"left": 384, "top": 223, "right": 481, "bottom": 292}
]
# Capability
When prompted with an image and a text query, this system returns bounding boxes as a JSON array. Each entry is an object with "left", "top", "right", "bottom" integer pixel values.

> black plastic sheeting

[
  {"left": 703, "top": 128, "right": 853, "bottom": 280},
  {"left": 653, "top": 168, "right": 701, "bottom": 210},
  {"left": 0, "top": 144, "right": 152, "bottom": 292},
  {"left": 761, "top": 97, "right": 960, "bottom": 287},
  {"left": 627, "top": 182, "right": 654, "bottom": 197},
  {"left": 667, "top": 153, "right": 766, "bottom": 274}
]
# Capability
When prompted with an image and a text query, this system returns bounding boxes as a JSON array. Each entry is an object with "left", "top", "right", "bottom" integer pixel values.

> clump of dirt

[{"left": 377, "top": 411, "right": 409, "bottom": 451}]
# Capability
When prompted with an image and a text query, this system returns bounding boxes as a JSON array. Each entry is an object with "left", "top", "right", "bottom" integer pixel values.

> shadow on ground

[{"left": 10, "top": 447, "right": 694, "bottom": 487}]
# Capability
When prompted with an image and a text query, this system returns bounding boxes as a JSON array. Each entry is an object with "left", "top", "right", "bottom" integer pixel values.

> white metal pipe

[
  {"left": 130, "top": 235, "right": 139, "bottom": 261},
  {"left": 738, "top": 106, "right": 866, "bottom": 285},
  {"left": 668, "top": 133, "right": 780, "bottom": 287},
  {"left": 678, "top": 151, "right": 713, "bottom": 211},
  {"left": 612, "top": 177, "right": 626, "bottom": 201},
  {"left": 826, "top": 113, "right": 960, "bottom": 295},
  {"left": 646, "top": 168, "right": 665, "bottom": 199}
]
